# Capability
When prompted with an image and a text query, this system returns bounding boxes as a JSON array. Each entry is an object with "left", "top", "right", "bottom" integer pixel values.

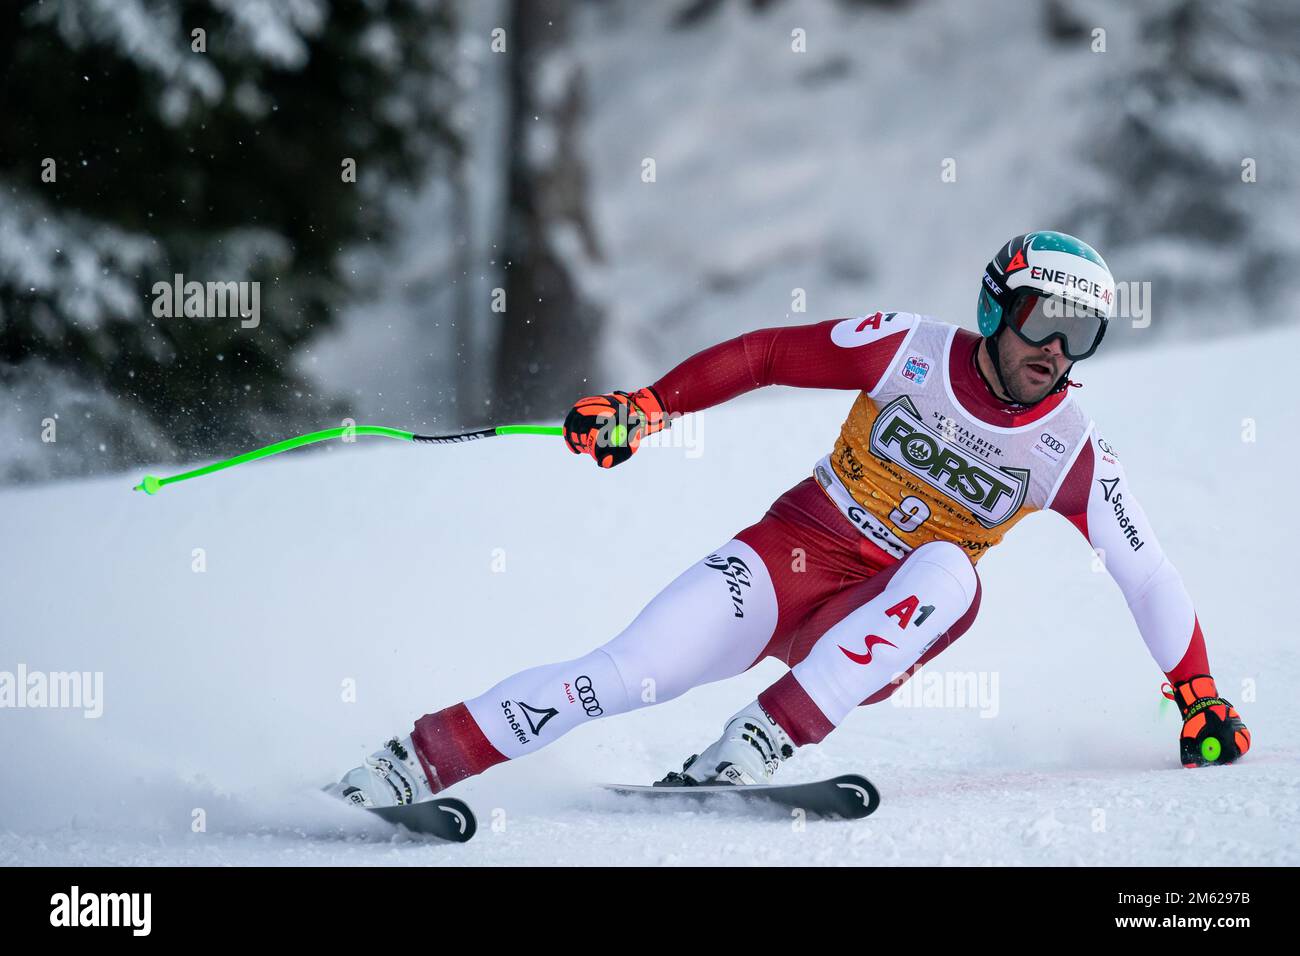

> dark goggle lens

[{"left": 1008, "top": 293, "right": 1106, "bottom": 360}]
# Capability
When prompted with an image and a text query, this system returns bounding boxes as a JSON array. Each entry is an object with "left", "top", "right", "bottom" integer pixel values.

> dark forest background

[{"left": 2, "top": 0, "right": 1297, "bottom": 482}]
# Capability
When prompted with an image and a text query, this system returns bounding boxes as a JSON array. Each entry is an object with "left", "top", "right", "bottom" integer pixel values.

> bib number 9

[{"left": 889, "top": 495, "right": 931, "bottom": 534}]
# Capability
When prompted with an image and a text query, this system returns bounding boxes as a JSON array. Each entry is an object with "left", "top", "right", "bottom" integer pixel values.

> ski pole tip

[{"left": 134, "top": 475, "right": 162, "bottom": 495}]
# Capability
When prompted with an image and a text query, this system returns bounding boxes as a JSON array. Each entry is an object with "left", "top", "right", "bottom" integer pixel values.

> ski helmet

[{"left": 977, "top": 231, "right": 1115, "bottom": 362}]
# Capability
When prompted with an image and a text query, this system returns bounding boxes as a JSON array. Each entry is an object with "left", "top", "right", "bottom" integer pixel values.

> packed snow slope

[{"left": 1, "top": 323, "right": 1296, "bottom": 866}]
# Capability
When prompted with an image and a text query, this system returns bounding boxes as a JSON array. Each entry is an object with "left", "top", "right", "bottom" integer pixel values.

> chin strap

[{"left": 982, "top": 327, "right": 1072, "bottom": 405}]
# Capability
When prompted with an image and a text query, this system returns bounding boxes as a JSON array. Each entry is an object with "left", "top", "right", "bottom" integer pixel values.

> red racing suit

[{"left": 407, "top": 313, "right": 1212, "bottom": 789}]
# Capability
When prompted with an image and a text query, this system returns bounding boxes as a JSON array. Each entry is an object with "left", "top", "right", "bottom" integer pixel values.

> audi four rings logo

[
  {"left": 1040, "top": 433, "right": 1066, "bottom": 454},
  {"left": 574, "top": 675, "right": 603, "bottom": 716}
]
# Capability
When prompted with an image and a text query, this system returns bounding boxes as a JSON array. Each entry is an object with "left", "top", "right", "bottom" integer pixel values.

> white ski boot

[
  {"left": 329, "top": 736, "right": 438, "bottom": 808},
  {"left": 661, "top": 701, "right": 796, "bottom": 786}
]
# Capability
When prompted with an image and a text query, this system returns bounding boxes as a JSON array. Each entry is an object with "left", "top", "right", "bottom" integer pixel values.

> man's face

[{"left": 996, "top": 330, "right": 1072, "bottom": 405}]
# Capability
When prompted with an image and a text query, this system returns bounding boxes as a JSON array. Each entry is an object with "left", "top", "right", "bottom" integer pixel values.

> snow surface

[{"left": 1, "top": 323, "right": 1296, "bottom": 866}]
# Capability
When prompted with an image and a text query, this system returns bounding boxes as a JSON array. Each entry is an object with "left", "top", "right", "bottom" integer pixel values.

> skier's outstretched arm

[
  {"left": 650, "top": 313, "right": 912, "bottom": 412},
  {"left": 564, "top": 313, "right": 914, "bottom": 467},
  {"left": 1047, "top": 427, "right": 1251, "bottom": 767}
]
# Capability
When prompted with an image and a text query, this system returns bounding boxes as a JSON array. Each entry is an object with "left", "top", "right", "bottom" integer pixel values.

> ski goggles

[{"left": 1004, "top": 290, "right": 1108, "bottom": 361}]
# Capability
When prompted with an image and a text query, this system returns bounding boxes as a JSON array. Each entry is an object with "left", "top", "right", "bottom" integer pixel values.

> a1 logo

[
  {"left": 885, "top": 594, "right": 935, "bottom": 629},
  {"left": 831, "top": 312, "right": 912, "bottom": 349}
]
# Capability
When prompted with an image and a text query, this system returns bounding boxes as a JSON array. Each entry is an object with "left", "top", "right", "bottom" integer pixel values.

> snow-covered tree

[
  {"left": 0, "top": 0, "right": 460, "bottom": 481},
  {"left": 1061, "top": 0, "right": 1300, "bottom": 335}
]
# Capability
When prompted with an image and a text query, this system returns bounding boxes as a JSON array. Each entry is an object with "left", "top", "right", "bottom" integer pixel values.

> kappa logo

[
  {"left": 869, "top": 395, "right": 1030, "bottom": 528},
  {"left": 838, "top": 633, "right": 898, "bottom": 666}
]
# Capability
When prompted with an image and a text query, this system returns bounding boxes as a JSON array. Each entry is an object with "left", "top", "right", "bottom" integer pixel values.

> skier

[{"left": 334, "top": 231, "right": 1250, "bottom": 808}]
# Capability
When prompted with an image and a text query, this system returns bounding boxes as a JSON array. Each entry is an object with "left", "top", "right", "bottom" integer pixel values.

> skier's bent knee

[{"left": 904, "top": 541, "right": 978, "bottom": 604}]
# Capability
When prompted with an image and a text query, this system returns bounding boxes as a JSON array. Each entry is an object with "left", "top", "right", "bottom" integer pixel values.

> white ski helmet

[{"left": 977, "top": 230, "right": 1115, "bottom": 362}]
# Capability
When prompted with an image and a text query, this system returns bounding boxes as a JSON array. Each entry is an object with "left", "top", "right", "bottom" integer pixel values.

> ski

[
  {"left": 603, "top": 773, "right": 880, "bottom": 820},
  {"left": 364, "top": 798, "right": 478, "bottom": 842}
]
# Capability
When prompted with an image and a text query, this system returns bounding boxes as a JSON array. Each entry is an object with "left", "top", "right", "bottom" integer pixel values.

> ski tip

[
  {"left": 366, "top": 798, "right": 478, "bottom": 843},
  {"left": 831, "top": 775, "right": 881, "bottom": 818},
  {"left": 434, "top": 798, "right": 478, "bottom": 843}
]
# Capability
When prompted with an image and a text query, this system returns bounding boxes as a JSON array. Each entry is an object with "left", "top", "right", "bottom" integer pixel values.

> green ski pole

[{"left": 133, "top": 423, "right": 563, "bottom": 495}]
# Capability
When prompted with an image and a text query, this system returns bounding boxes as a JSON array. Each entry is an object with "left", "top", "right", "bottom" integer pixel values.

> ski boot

[
  {"left": 657, "top": 701, "right": 795, "bottom": 786},
  {"left": 328, "top": 736, "right": 438, "bottom": 808}
]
